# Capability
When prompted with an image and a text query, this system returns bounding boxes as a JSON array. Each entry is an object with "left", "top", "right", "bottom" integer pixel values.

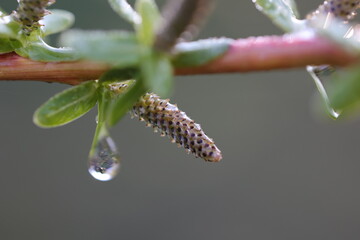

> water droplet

[
  {"left": 307, "top": 65, "right": 340, "bottom": 119},
  {"left": 88, "top": 136, "right": 120, "bottom": 181}
]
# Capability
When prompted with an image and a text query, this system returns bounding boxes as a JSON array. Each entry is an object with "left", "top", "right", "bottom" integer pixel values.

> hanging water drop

[
  {"left": 88, "top": 136, "right": 121, "bottom": 181},
  {"left": 307, "top": 65, "right": 340, "bottom": 119}
]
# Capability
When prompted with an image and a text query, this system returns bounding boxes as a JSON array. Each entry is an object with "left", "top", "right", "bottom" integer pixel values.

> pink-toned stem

[{"left": 0, "top": 34, "right": 358, "bottom": 85}]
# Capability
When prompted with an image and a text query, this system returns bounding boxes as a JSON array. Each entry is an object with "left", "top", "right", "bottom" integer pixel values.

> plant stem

[{"left": 0, "top": 34, "right": 357, "bottom": 85}]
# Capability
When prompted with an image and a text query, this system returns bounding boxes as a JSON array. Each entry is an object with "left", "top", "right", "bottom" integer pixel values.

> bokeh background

[{"left": 1, "top": 1, "right": 360, "bottom": 239}]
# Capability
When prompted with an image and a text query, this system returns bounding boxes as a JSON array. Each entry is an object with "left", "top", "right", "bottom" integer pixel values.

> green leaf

[
  {"left": 0, "top": 16, "right": 22, "bottom": 39},
  {"left": 40, "top": 9, "right": 75, "bottom": 36},
  {"left": 107, "top": 79, "right": 147, "bottom": 126},
  {"left": 141, "top": 52, "right": 173, "bottom": 97},
  {"left": 330, "top": 65, "right": 360, "bottom": 113},
  {"left": 0, "top": 16, "right": 23, "bottom": 53},
  {"left": 0, "top": 38, "right": 16, "bottom": 53},
  {"left": 60, "top": 30, "right": 144, "bottom": 67},
  {"left": 253, "top": 0, "right": 303, "bottom": 32},
  {"left": 34, "top": 81, "right": 99, "bottom": 128},
  {"left": 108, "top": 0, "right": 141, "bottom": 25},
  {"left": 135, "top": 0, "right": 161, "bottom": 46},
  {"left": 172, "top": 38, "right": 233, "bottom": 67},
  {"left": 15, "top": 38, "right": 79, "bottom": 62}
]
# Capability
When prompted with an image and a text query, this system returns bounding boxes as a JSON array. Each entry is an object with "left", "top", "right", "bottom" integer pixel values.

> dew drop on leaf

[{"left": 88, "top": 136, "right": 121, "bottom": 181}]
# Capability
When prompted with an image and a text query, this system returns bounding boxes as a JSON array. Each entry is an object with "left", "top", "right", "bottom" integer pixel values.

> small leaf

[
  {"left": 108, "top": 0, "right": 141, "bottom": 25},
  {"left": 40, "top": 9, "right": 75, "bottom": 36},
  {"left": 0, "top": 16, "right": 22, "bottom": 39},
  {"left": 98, "top": 80, "right": 135, "bottom": 125},
  {"left": 0, "top": 38, "right": 16, "bottom": 53},
  {"left": 60, "top": 30, "right": 144, "bottom": 67},
  {"left": 172, "top": 38, "right": 233, "bottom": 67},
  {"left": 330, "top": 65, "right": 360, "bottom": 113},
  {"left": 15, "top": 38, "right": 79, "bottom": 62},
  {"left": 98, "top": 68, "right": 138, "bottom": 123},
  {"left": 107, "top": 80, "right": 147, "bottom": 126},
  {"left": 34, "top": 81, "right": 99, "bottom": 128},
  {"left": 253, "top": 0, "right": 303, "bottom": 32},
  {"left": 0, "top": 16, "right": 24, "bottom": 53},
  {"left": 141, "top": 52, "right": 173, "bottom": 97},
  {"left": 135, "top": 0, "right": 161, "bottom": 46}
]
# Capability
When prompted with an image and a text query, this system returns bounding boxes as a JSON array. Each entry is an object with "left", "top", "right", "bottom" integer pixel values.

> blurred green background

[{"left": 1, "top": 1, "right": 360, "bottom": 239}]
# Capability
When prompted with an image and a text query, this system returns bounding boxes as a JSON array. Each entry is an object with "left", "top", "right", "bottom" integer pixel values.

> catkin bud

[
  {"left": 131, "top": 93, "right": 222, "bottom": 162},
  {"left": 13, "top": 0, "right": 55, "bottom": 34},
  {"left": 308, "top": 0, "right": 360, "bottom": 21}
]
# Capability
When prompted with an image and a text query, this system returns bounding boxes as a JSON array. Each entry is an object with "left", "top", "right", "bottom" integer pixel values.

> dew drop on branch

[{"left": 88, "top": 136, "right": 121, "bottom": 181}]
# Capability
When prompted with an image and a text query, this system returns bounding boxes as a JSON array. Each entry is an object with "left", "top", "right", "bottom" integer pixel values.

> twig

[{"left": 0, "top": 34, "right": 357, "bottom": 85}]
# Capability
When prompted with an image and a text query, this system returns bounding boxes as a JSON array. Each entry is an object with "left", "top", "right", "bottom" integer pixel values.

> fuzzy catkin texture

[
  {"left": 13, "top": 0, "right": 55, "bottom": 34},
  {"left": 131, "top": 93, "right": 222, "bottom": 162},
  {"left": 308, "top": 0, "right": 360, "bottom": 21}
]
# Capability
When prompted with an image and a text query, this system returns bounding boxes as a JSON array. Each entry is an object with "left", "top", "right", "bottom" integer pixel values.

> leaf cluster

[
  {"left": 0, "top": 8, "right": 77, "bottom": 61},
  {"left": 31, "top": 0, "right": 231, "bottom": 129}
]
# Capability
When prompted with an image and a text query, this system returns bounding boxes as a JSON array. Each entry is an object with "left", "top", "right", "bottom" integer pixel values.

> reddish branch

[{"left": 0, "top": 34, "right": 358, "bottom": 85}]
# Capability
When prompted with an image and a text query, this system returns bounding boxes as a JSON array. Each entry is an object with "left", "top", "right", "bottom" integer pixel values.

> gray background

[{"left": 1, "top": 0, "right": 360, "bottom": 239}]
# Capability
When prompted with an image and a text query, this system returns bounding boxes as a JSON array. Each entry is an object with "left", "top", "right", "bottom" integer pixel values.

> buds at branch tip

[
  {"left": 308, "top": 0, "right": 360, "bottom": 21},
  {"left": 131, "top": 93, "right": 222, "bottom": 162},
  {"left": 13, "top": 0, "right": 55, "bottom": 34}
]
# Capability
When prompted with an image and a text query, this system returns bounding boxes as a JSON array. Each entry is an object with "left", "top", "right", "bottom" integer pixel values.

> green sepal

[
  {"left": 60, "top": 30, "right": 145, "bottom": 67},
  {"left": 15, "top": 37, "right": 79, "bottom": 61},
  {"left": 107, "top": 79, "right": 147, "bottom": 126},
  {"left": 40, "top": 9, "right": 75, "bottom": 36},
  {"left": 329, "top": 65, "right": 360, "bottom": 114},
  {"left": 172, "top": 38, "right": 233, "bottom": 67},
  {"left": 108, "top": 0, "right": 141, "bottom": 25},
  {"left": 135, "top": 0, "right": 161, "bottom": 46},
  {"left": 33, "top": 81, "right": 99, "bottom": 128},
  {"left": 141, "top": 51, "right": 173, "bottom": 97},
  {"left": 253, "top": 0, "right": 304, "bottom": 32}
]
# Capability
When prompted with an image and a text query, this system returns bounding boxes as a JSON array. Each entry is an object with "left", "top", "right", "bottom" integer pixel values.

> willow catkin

[
  {"left": 13, "top": 0, "right": 55, "bottom": 34},
  {"left": 308, "top": 0, "right": 360, "bottom": 21},
  {"left": 131, "top": 93, "right": 222, "bottom": 162}
]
